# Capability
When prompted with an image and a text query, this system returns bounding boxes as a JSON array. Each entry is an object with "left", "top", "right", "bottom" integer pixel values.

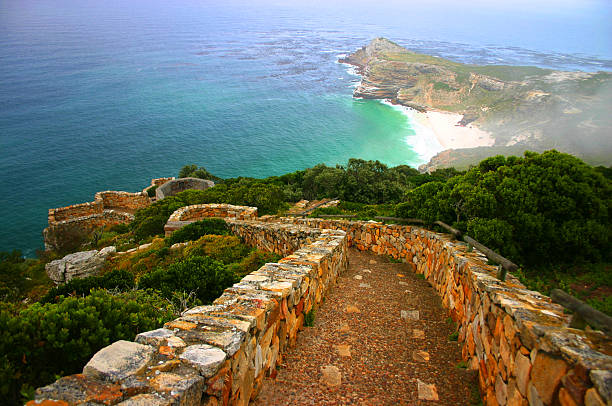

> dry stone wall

[
  {"left": 165, "top": 204, "right": 258, "bottom": 236},
  {"left": 94, "top": 191, "right": 151, "bottom": 212},
  {"left": 48, "top": 200, "right": 104, "bottom": 223},
  {"left": 31, "top": 217, "right": 348, "bottom": 406},
  {"left": 270, "top": 217, "right": 612, "bottom": 406},
  {"left": 44, "top": 186, "right": 153, "bottom": 251},
  {"left": 43, "top": 210, "right": 134, "bottom": 251}
]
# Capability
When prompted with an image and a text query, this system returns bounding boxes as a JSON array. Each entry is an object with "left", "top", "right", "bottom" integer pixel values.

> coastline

[
  {"left": 339, "top": 52, "right": 495, "bottom": 165},
  {"left": 380, "top": 100, "right": 494, "bottom": 164},
  {"left": 411, "top": 109, "right": 495, "bottom": 150}
]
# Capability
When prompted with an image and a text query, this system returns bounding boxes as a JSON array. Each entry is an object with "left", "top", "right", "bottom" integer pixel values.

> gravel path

[{"left": 253, "top": 248, "right": 478, "bottom": 405}]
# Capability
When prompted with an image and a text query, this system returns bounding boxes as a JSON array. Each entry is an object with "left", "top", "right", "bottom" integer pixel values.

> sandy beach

[{"left": 411, "top": 110, "right": 495, "bottom": 150}]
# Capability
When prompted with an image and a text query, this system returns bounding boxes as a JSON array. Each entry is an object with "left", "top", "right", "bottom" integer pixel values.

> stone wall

[
  {"left": 268, "top": 217, "right": 612, "bottom": 406},
  {"left": 31, "top": 210, "right": 612, "bottom": 405},
  {"left": 143, "top": 177, "right": 175, "bottom": 195},
  {"left": 94, "top": 191, "right": 151, "bottom": 212},
  {"left": 156, "top": 177, "right": 215, "bottom": 200},
  {"left": 48, "top": 200, "right": 104, "bottom": 223},
  {"left": 31, "top": 218, "right": 348, "bottom": 406},
  {"left": 43, "top": 210, "right": 134, "bottom": 251},
  {"left": 165, "top": 204, "right": 258, "bottom": 236},
  {"left": 45, "top": 184, "right": 154, "bottom": 251}
]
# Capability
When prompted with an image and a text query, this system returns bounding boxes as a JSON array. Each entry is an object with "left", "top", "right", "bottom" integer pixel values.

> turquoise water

[{"left": 1, "top": 0, "right": 611, "bottom": 255}]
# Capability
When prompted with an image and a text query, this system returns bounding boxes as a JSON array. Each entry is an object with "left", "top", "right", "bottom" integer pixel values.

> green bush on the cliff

[
  {"left": 40, "top": 269, "right": 135, "bottom": 304},
  {"left": 165, "top": 218, "right": 228, "bottom": 245},
  {"left": 178, "top": 164, "right": 223, "bottom": 183},
  {"left": 0, "top": 251, "right": 50, "bottom": 303},
  {"left": 183, "top": 235, "right": 251, "bottom": 264},
  {"left": 146, "top": 185, "right": 158, "bottom": 197},
  {"left": 0, "top": 289, "right": 174, "bottom": 405},
  {"left": 396, "top": 151, "right": 611, "bottom": 266},
  {"left": 138, "top": 255, "right": 236, "bottom": 304},
  {"left": 227, "top": 250, "right": 282, "bottom": 278}
]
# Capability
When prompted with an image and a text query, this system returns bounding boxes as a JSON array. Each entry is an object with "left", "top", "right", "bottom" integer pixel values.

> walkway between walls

[{"left": 254, "top": 248, "right": 478, "bottom": 406}]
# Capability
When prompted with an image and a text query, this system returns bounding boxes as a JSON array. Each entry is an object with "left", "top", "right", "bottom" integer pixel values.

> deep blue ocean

[{"left": 1, "top": 0, "right": 611, "bottom": 256}]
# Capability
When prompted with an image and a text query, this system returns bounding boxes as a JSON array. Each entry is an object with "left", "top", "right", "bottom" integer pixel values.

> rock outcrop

[
  {"left": 45, "top": 246, "right": 116, "bottom": 284},
  {"left": 341, "top": 38, "right": 612, "bottom": 170}
]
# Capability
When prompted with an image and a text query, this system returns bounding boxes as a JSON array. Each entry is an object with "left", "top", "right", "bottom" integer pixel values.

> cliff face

[{"left": 341, "top": 38, "right": 612, "bottom": 169}]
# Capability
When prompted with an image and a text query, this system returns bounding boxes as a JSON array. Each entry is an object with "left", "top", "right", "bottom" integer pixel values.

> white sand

[{"left": 411, "top": 110, "right": 494, "bottom": 150}]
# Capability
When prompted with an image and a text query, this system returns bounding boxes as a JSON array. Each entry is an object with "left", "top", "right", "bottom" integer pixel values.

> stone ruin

[{"left": 155, "top": 177, "right": 215, "bottom": 200}]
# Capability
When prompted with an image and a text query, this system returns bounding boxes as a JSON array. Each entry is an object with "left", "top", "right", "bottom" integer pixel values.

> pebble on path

[
  {"left": 417, "top": 379, "right": 440, "bottom": 401},
  {"left": 320, "top": 365, "right": 342, "bottom": 387}
]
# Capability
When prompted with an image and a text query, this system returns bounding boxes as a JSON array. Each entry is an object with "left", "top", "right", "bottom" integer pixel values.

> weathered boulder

[
  {"left": 45, "top": 246, "right": 116, "bottom": 284},
  {"left": 156, "top": 177, "right": 214, "bottom": 200}
]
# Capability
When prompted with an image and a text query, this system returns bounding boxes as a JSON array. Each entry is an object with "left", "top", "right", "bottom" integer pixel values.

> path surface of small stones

[{"left": 253, "top": 248, "right": 477, "bottom": 405}]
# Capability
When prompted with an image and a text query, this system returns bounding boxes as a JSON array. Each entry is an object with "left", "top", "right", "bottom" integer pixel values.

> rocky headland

[{"left": 340, "top": 38, "right": 612, "bottom": 170}]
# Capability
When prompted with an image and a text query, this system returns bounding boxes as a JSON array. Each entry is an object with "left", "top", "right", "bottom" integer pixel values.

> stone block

[
  {"left": 180, "top": 344, "right": 227, "bottom": 378},
  {"left": 589, "top": 370, "right": 612, "bottom": 404},
  {"left": 117, "top": 394, "right": 172, "bottom": 406},
  {"left": 531, "top": 351, "right": 568, "bottom": 405},
  {"left": 83, "top": 340, "right": 154, "bottom": 382},
  {"left": 135, "top": 328, "right": 175, "bottom": 346},
  {"left": 151, "top": 372, "right": 205, "bottom": 406},
  {"left": 585, "top": 388, "right": 606, "bottom": 406},
  {"left": 514, "top": 352, "right": 532, "bottom": 397}
]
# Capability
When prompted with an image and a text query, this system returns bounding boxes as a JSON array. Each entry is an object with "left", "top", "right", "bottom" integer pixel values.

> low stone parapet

[
  {"left": 31, "top": 217, "right": 348, "bottom": 406},
  {"left": 43, "top": 210, "right": 134, "bottom": 252},
  {"left": 165, "top": 204, "right": 258, "bottom": 236},
  {"left": 48, "top": 200, "right": 104, "bottom": 223},
  {"left": 94, "top": 191, "right": 151, "bottom": 212}
]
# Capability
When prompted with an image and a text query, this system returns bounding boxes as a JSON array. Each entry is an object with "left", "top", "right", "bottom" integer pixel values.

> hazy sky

[{"left": 271, "top": 0, "right": 612, "bottom": 57}]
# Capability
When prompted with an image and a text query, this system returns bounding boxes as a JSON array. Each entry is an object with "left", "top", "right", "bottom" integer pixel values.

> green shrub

[
  {"left": 178, "top": 165, "right": 223, "bottom": 183},
  {"left": 146, "top": 185, "right": 158, "bottom": 197},
  {"left": 183, "top": 235, "right": 250, "bottom": 264},
  {"left": 396, "top": 151, "right": 611, "bottom": 267},
  {"left": 433, "top": 81, "right": 456, "bottom": 91},
  {"left": 0, "top": 289, "right": 174, "bottom": 405},
  {"left": 166, "top": 219, "right": 228, "bottom": 245},
  {"left": 40, "top": 269, "right": 135, "bottom": 304},
  {"left": 228, "top": 250, "right": 282, "bottom": 278},
  {"left": 138, "top": 256, "right": 236, "bottom": 304},
  {"left": 0, "top": 252, "right": 51, "bottom": 303},
  {"left": 304, "top": 309, "right": 315, "bottom": 327}
]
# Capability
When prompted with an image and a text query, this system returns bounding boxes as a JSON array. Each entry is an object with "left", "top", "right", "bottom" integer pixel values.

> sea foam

[{"left": 379, "top": 100, "right": 445, "bottom": 165}]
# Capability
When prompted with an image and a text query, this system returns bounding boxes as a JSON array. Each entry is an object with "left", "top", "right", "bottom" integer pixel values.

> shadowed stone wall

[
  {"left": 155, "top": 177, "right": 215, "bottom": 200},
  {"left": 165, "top": 204, "right": 258, "bottom": 236},
  {"left": 45, "top": 187, "right": 153, "bottom": 251}
]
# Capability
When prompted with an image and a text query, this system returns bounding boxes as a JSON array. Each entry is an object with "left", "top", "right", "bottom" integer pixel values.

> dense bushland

[
  {"left": 396, "top": 151, "right": 611, "bottom": 267},
  {"left": 0, "top": 289, "right": 175, "bottom": 405}
]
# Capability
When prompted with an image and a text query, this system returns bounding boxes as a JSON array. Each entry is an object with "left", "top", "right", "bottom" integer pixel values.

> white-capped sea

[{"left": 1, "top": 0, "right": 611, "bottom": 255}]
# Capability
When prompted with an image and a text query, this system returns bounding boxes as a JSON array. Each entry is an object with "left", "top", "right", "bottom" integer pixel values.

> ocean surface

[{"left": 1, "top": 0, "right": 611, "bottom": 256}]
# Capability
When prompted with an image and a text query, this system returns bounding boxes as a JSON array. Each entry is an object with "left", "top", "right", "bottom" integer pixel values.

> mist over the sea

[{"left": 1, "top": 0, "right": 610, "bottom": 255}]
